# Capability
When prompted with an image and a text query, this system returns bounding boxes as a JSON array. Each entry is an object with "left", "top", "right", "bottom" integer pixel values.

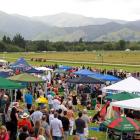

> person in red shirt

[
  {"left": 0, "top": 125, "right": 9, "bottom": 140},
  {"left": 18, "top": 113, "right": 32, "bottom": 132}
]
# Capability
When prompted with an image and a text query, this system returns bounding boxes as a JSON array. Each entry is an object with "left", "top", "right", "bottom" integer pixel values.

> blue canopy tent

[
  {"left": 10, "top": 58, "right": 43, "bottom": 73},
  {"left": 0, "top": 71, "right": 12, "bottom": 78},
  {"left": 25, "top": 67, "right": 44, "bottom": 74},
  {"left": 10, "top": 57, "right": 32, "bottom": 71},
  {"left": 89, "top": 73, "right": 120, "bottom": 82},
  {"left": 73, "top": 69, "right": 95, "bottom": 76},
  {"left": 58, "top": 65, "right": 72, "bottom": 71}
]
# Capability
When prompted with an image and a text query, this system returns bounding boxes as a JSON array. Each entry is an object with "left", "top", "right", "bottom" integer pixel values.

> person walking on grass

[
  {"left": 24, "top": 88, "right": 33, "bottom": 110},
  {"left": 75, "top": 112, "right": 86, "bottom": 140},
  {"left": 50, "top": 112, "right": 63, "bottom": 140}
]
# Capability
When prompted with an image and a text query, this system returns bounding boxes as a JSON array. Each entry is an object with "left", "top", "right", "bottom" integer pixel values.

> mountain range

[{"left": 1, "top": 11, "right": 140, "bottom": 41}]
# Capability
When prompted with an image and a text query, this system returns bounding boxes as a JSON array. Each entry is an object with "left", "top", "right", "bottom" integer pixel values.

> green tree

[
  {"left": 0, "top": 42, "right": 6, "bottom": 52},
  {"left": 2, "top": 35, "right": 11, "bottom": 44},
  {"left": 117, "top": 40, "right": 126, "bottom": 50},
  {"left": 2, "top": 35, "right": 7, "bottom": 43},
  {"left": 12, "top": 34, "right": 26, "bottom": 49},
  {"left": 79, "top": 37, "right": 83, "bottom": 43}
]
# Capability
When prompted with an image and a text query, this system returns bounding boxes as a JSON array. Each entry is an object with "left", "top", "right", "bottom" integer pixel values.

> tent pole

[
  {"left": 106, "top": 128, "right": 108, "bottom": 140},
  {"left": 10, "top": 90, "right": 12, "bottom": 102},
  {"left": 101, "top": 95, "right": 103, "bottom": 110},
  {"left": 121, "top": 132, "right": 123, "bottom": 140},
  {"left": 14, "top": 90, "right": 17, "bottom": 102}
]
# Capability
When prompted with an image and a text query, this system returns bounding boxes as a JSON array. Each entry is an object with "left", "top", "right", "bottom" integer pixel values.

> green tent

[
  {"left": 0, "top": 77, "right": 24, "bottom": 89},
  {"left": 106, "top": 92, "right": 139, "bottom": 101},
  {"left": 8, "top": 73, "right": 45, "bottom": 83}
]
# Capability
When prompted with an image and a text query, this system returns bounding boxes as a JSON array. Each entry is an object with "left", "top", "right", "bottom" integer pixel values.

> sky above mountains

[{"left": 0, "top": 0, "right": 140, "bottom": 21}]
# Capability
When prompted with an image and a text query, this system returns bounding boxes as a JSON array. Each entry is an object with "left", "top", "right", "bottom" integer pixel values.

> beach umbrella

[
  {"left": 103, "top": 116, "right": 140, "bottom": 132},
  {"left": 36, "top": 96, "right": 48, "bottom": 104},
  {"left": 103, "top": 116, "right": 140, "bottom": 140}
]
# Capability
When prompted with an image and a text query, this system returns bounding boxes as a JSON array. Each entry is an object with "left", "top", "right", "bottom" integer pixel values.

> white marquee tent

[
  {"left": 111, "top": 98, "right": 140, "bottom": 110},
  {"left": 35, "top": 67, "right": 53, "bottom": 72},
  {"left": 103, "top": 77, "right": 140, "bottom": 93}
]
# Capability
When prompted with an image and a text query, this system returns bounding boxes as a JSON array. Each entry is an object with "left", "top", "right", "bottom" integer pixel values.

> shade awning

[
  {"left": 66, "top": 76, "right": 104, "bottom": 84},
  {"left": 8, "top": 73, "right": 45, "bottom": 83},
  {"left": 103, "top": 77, "right": 140, "bottom": 93},
  {"left": 73, "top": 69, "right": 95, "bottom": 76},
  {"left": 111, "top": 98, "right": 140, "bottom": 110},
  {"left": 103, "top": 116, "right": 140, "bottom": 132},
  {"left": 89, "top": 73, "right": 120, "bottom": 81},
  {"left": 0, "top": 77, "right": 24, "bottom": 89},
  {"left": 25, "top": 67, "right": 43, "bottom": 74},
  {"left": 106, "top": 92, "right": 139, "bottom": 101}
]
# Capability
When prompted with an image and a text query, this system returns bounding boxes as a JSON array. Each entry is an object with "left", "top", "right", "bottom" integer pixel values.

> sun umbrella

[
  {"left": 36, "top": 96, "right": 48, "bottom": 104},
  {"left": 103, "top": 116, "right": 140, "bottom": 140},
  {"left": 103, "top": 116, "right": 140, "bottom": 132}
]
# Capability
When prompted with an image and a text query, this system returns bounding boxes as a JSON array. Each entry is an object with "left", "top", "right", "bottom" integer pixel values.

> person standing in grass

[
  {"left": 47, "top": 91, "right": 54, "bottom": 110},
  {"left": 50, "top": 112, "right": 63, "bottom": 140},
  {"left": 61, "top": 111, "right": 70, "bottom": 140},
  {"left": 75, "top": 112, "right": 86, "bottom": 140},
  {"left": 24, "top": 88, "right": 33, "bottom": 110},
  {"left": 81, "top": 109, "right": 90, "bottom": 137}
]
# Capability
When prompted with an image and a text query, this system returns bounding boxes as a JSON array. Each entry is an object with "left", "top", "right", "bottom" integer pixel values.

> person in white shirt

[
  {"left": 30, "top": 107, "right": 43, "bottom": 125},
  {"left": 49, "top": 109, "right": 55, "bottom": 123},
  {"left": 50, "top": 112, "right": 63, "bottom": 140},
  {"left": 47, "top": 92, "right": 54, "bottom": 109},
  {"left": 53, "top": 99, "right": 60, "bottom": 111},
  {"left": 59, "top": 101, "right": 67, "bottom": 112}
]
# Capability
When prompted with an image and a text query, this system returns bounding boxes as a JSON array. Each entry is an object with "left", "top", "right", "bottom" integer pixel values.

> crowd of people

[
  {"left": 0, "top": 65, "right": 140, "bottom": 140},
  {"left": 0, "top": 71, "right": 99, "bottom": 140}
]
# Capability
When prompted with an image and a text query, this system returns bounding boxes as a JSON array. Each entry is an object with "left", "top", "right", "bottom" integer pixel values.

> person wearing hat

[{"left": 18, "top": 112, "right": 32, "bottom": 131}]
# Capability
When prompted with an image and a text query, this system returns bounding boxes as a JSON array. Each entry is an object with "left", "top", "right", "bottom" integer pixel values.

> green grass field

[{"left": 1, "top": 51, "right": 140, "bottom": 71}]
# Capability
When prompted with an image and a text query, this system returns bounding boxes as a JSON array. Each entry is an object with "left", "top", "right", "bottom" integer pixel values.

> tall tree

[
  {"left": 12, "top": 34, "right": 26, "bottom": 49},
  {"left": 117, "top": 40, "right": 126, "bottom": 50}
]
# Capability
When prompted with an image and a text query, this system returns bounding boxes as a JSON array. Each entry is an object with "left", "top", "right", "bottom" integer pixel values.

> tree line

[{"left": 1, "top": 34, "right": 140, "bottom": 52}]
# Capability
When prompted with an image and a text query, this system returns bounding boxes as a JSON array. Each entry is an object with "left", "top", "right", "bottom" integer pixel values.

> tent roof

[
  {"left": 103, "top": 77, "right": 140, "bottom": 93},
  {"left": 35, "top": 67, "right": 53, "bottom": 71},
  {"left": 111, "top": 98, "right": 140, "bottom": 110},
  {"left": 103, "top": 116, "right": 140, "bottom": 132},
  {"left": 8, "top": 73, "right": 45, "bottom": 83},
  {"left": 25, "top": 67, "right": 43, "bottom": 74},
  {"left": 106, "top": 92, "right": 139, "bottom": 101},
  {"left": 59, "top": 65, "right": 72, "bottom": 71},
  {"left": 54, "top": 69, "right": 68, "bottom": 73},
  {"left": 89, "top": 73, "right": 120, "bottom": 81},
  {"left": 0, "top": 77, "right": 24, "bottom": 89},
  {"left": 66, "top": 76, "right": 104, "bottom": 84},
  {"left": 10, "top": 57, "right": 32, "bottom": 71},
  {"left": 10, "top": 57, "right": 30, "bottom": 67},
  {"left": 74, "top": 69, "right": 95, "bottom": 76}
]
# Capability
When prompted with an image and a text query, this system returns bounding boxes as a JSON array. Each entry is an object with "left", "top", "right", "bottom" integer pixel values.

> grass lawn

[
  {"left": 0, "top": 51, "right": 140, "bottom": 71},
  {"left": 67, "top": 109, "right": 106, "bottom": 140}
]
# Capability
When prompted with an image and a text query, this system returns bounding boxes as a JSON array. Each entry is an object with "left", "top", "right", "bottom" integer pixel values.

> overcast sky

[{"left": 0, "top": 0, "right": 140, "bottom": 21}]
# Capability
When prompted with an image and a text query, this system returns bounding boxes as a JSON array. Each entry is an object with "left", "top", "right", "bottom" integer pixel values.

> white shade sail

[
  {"left": 103, "top": 77, "right": 140, "bottom": 93},
  {"left": 111, "top": 98, "right": 140, "bottom": 110}
]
